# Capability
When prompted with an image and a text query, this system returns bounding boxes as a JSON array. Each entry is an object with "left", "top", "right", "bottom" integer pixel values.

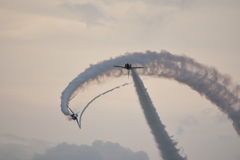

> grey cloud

[
  {"left": 1, "top": 134, "right": 50, "bottom": 145},
  {"left": 177, "top": 116, "right": 198, "bottom": 135},
  {"left": 236, "top": 153, "right": 240, "bottom": 160},
  {"left": 61, "top": 2, "right": 106, "bottom": 26},
  {"left": 179, "top": 116, "right": 198, "bottom": 126},
  {"left": 60, "top": 0, "right": 190, "bottom": 28},
  {"left": 102, "top": 0, "right": 192, "bottom": 8},
  {"left": 0, "top": 144, "right": 28, "bottom": 160},
  {"left": 177, "top": 126, "right": 185, "bottom": 135},
  {"left": 0, "top": 133, "right": 52, "bottom": 150},
  {"left": 201, "top": 109, "right": 229, "bottom": 123},
  {"left": 0, "top": 139, "right": 149, "bottom": 160},
  {"left": 33, "top": 143, "right": 103, "bottom": 160},
  {"left": 32, "top": 140, "right": 149, "bottom": 160},
  {"left": 92, "top": 140, "right": 149, "bottom": 160},
  {"left": 218, "top": 135, "right": 235, "bottom": 141},
  {"left": 0, "top": 134, "right": 53, "bottom": 160},
  {"left": 214, "top": 112, "right": 228, "bottom": 123},
  {"left": 0, "top": 134, "right": 30, "bottom": 143},
  {"left": 102, "top": 0, "right": 239, "bottom": 7},
  {"left": 0, "top": 143, "right": 42, "bottom": 160}
]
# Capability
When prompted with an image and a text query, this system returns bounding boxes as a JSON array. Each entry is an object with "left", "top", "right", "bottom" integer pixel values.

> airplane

[
  {"left": 113, "top": 63, "right": 144, "bottom": 78},
  {"left": 68, "top": 107, "right": 81, "bottom": 129}
]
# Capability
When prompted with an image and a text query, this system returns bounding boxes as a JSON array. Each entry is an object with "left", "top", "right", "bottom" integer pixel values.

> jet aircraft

[
  {"left": 68, "top": 107, "right": 81, "bottom": 129},
  {"left": 113, "top": 63, "right": 144, "bottom": 78}
]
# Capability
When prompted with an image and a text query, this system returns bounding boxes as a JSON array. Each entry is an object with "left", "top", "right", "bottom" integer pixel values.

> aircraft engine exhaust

[
  {"left": 131, "top": 69, "right": 187, "bottom": 160},
  {"left": 61, "top": 50, "right": 240, "bottom": 136},
  {"left": 67, "top": 115, "right": 72, "bottom": 121}
]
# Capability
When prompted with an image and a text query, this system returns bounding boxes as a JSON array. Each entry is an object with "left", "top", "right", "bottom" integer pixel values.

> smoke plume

[
  {"left": 61, "top": 50, "right": 240, "bottom": 135},
  {"left": 131, "top": 69, "right": 187, "bottom": 160}
]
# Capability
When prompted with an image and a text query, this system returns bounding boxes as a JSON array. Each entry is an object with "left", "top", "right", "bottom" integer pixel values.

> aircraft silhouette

[
  {"left": 68, "top": 107, "right": 81, "bottom": 129},
  {"left": 114, "top": 63, "right": 144, "bottom": 78}
]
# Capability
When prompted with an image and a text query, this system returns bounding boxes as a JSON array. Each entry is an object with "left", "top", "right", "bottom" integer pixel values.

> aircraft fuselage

[
  {"left": 113, "top": 63, "right": 144, "bottom": 78},
  {"left": 70, "top": 114, "right": 78, "bottom": 120},
  {"left": 125, "top": 63, "right": 132, "bottom": 69}
]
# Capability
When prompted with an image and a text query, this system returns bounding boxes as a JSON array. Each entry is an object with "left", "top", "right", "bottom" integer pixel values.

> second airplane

[{"left": 113, "top": 63, "right": 144, "bottom": 78}]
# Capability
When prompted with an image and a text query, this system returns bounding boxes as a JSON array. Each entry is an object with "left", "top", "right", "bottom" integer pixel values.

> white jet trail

[
  {"left": 61, "top": 50, "right": 240, "bottom": 136},
  {"left": 131, "top": 69, "right": 187, "bottom": 160},
  {"left": 79, "top": 82, "right": 132, "bottom": 128}
]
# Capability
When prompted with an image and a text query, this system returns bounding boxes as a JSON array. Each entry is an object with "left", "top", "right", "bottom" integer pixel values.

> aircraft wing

[{"left": 113, "top": 65, "right": 125, "bottom": 68}]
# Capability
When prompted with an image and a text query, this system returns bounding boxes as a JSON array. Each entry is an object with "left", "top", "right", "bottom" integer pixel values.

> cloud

[
  {"left": 32, "top": 140, "right": 149, "bottom": 160},
  {"left": 177, "top": 126, "right": 185, "bottom": 135},
  {"left": 33, "top": 142, "right": 104, "bottom": 160},
  {"left": 179, "top": 116, "right": 198, "bottom": 126},
  {"left": 0, "top": 134, "right": 53, "bottom": 160},
  {"left": 102, "top": 0, "right": 191, "bottom": 7},
  {"left": 214, "top": 112, "right": 229, "bottom": 123},
  {"left": 177, "top": 116, "right": 198, "bottom": 135},
  {"left": 0, "top": 143, "right": 35, "bottom": 160},
  {"left": 0, "top": 134, "right": 52, "bottom": 147},
  {"left": 92, "top": 140, "right": 149, "bottom": 160},
  {"left": 201, "top": 109, "right": 229, "bottom": 124},
  {"left": 61, "top": 2, "right": 106, "bottom": 26},
  {"left": 0, "top": 136, "right": 149, "bottom": 160}
]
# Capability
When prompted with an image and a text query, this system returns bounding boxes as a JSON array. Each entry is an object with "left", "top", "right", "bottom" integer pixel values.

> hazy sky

[{"left": 0, "top": 0, "right": 240, "bottom": 160}]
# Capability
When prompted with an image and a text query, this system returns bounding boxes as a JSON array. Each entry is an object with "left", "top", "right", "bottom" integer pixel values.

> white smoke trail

[
  {"left": 61, "top": 50, "right": 240, "bottom": 135},
  {"left": 131, "top": 69, "right": 187, "bottom": 160},
  {"left": 79, "top": 82, "right": 132, "bottom": 128}
]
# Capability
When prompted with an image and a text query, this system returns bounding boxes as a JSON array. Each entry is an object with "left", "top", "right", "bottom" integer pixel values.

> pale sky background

[{"left": 0, "top": 0, "right": 240, "bottom": 160}]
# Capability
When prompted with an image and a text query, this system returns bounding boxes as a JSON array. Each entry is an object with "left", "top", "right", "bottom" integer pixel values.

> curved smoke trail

[
  {"left": 131, "top": 69, "right": 187, "bottom": 160},
  {"left": 79, "top": 82, "right": 132, "bottom": 128},
  {"left": 61, "top": 50, "right": 240, "bottom": 135}
]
